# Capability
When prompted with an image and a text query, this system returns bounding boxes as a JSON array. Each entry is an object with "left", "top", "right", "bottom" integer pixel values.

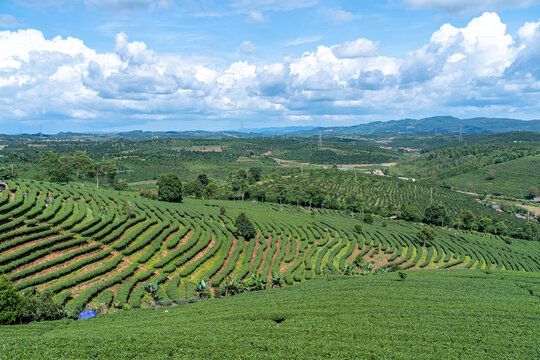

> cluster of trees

[
  {"left": 0, "top": 275, "right": 64, "bottom": 325},
  {"left": 40, "top": 151, "right": 119, "bottom": 188}
]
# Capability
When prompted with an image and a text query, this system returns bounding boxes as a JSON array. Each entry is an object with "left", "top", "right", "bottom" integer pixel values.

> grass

[{"left": 1, "top": 270, "right": 539, "bottom": 359}]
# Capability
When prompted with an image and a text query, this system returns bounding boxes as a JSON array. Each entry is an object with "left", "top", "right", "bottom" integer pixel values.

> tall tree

[
  {"left": 157, "top": 173, "right": 183, "bottom": 202},
  {"left": 73, "top": 151, "right": 93, "bottom": 186}
]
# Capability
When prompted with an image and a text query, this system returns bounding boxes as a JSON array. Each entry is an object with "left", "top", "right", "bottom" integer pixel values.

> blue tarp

[{"left": 77, "top": 310, "right": 97, "bottom": 320}]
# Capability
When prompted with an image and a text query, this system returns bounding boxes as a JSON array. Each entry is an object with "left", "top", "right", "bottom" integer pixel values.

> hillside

[
  {"left": 0, "top": 179, "right": 539, "bottom": 317},
  {"left": 1, "top": 270, "right": 539, "bottom": 359},
  {"left": 445, "top": 155, "right": 540, "bottom": 198},
  {"left": 293, "top": 116, "right": 540, "bottom": 135}
]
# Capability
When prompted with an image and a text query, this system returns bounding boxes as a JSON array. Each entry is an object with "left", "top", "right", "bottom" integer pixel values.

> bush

[
  {"left": 140, "top": 188, "right": 158, "bottom": 200},
  {"left": 157, "top": 173, "right": 183, "bottom": 202},
  {"left": 354, "top": 224, "right": 363, "bottom": 233},
  {"left": 363, "top": 213, "right": 374, "bottom": 224},
  {"left": 504, "top": 237, "right": 513, "bottom": 244},
  {"left": 22, "top": 289, "right": 65, "bottom": 322},
  {"left": 235, "top": 212, "right": 257, "bottom": 239},
  {"left": 398, "top": 270, "right": 408, "bottom": 280},
  {"left": 0, "top": 275, "right": 24, "bottom": 324},
  {"left": 220, "top": 205, "right": 226, "bottom": 215}
]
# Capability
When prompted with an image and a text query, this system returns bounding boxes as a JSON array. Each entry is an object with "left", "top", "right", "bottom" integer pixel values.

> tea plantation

[
  {"left": 1, "top": 270, "right": 539, "bottom": 359},
  {"left": 0, "top": 179, "right": 539, "bottom": 316}
]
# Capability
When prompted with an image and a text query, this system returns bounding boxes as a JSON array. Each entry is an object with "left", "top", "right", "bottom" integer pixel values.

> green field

[
  {"left": 1, "top": 270, "right": 539, "bottom": 359},
  {"left": 0, "top": 179, "right": 539, "bottom": 317},
  {"left": 446, "top": 155, "right": 540, "bottom": 198}
]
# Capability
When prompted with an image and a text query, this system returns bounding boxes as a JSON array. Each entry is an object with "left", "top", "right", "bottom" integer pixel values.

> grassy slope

[
  {"left": 1, "top": 270, "right": 539, "bottom": 359},
  {"left": 446, "top": 155, "right": 540, "bottom": 198}
]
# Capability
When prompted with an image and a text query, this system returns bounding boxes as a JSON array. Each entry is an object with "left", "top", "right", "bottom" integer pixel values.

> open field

[{"left": 1, "top": 270, "right": 539, "bottom": 359}]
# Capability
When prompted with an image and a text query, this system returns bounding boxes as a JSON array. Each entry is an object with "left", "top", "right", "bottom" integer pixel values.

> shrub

[
  {"left": 220, "top": 205, "right": 226, "bottom": 215},
  {"left": 22, "top": 289, "right": 65, "bottom": 322},
  {"left": 140, "top": 188, "right": 158, "bottom": 200},
  {"left": 382, "top": 220, "right": 388, "bottom": 227},
  {"left": 235, "top": 212, "right": 257, "bottom": 239},
  {"left": 398, "top": 270, "right": 407, "bottom": 280},
  {"left": 354, "top": 224, "right": 363, "bottom": 233},
  {"left": 363, "top": 213, "right": 374, "bottom": 224},
  {"left": 504, "top": 237, "right": 513, "bottom": 244},
  {"left": 0, "top": 275, "right": 24, "bottom": 324}
]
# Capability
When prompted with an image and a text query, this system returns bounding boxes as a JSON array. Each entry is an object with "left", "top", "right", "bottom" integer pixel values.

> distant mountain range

[
  {"left": 281, "top": 116, "right": 540, "bottom": 136},
  {"left": 2, "top": 117, "right": 539, "bottom": 141}
]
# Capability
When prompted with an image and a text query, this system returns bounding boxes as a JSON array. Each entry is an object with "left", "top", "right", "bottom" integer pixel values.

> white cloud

[
  {"left": 331, "top": 38, "right": 379, "bottom": 58},
  {"left": 246, "top": 11, "right": 266, "bottom": 23},
  {"left": 2, "top": 12, "right": 540, "bottom": 131},
  {"left": 239, "top": 40, "right": 258, "bottom": 55},
  {"left": 403, "top": 0, "right": 540, "bottom": 15},
  {"left": 287, "top": 36, "right": 320, "bottom": 46},
  {"left": 327, "top": 8, "right": 356, "bottom": 23}
]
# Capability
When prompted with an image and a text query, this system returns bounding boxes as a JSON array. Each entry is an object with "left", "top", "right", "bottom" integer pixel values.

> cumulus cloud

[
  {"left": 1, "top": 12, "right": 540, "bottom": 131},
  {"left": 332, "top": 38, "right": 379, "bottom": 58},
  {"left": 402, "top": 0, "right": 540, "bottom": 15}
]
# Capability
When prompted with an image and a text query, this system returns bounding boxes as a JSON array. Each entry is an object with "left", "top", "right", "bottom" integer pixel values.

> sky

[{"left": 2, "top": 1, "right": 540, "bottom": 133}]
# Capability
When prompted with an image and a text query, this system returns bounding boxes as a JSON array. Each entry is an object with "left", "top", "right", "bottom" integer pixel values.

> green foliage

[
  {"left": 21, "top": 289, "right": 64, "bottom": 322},
  {"left": 424, "top": 202, "right": 447, "bottom": 226},
  {"left": 401, "top": 205, "right": 421, "bottom": 222},
  {"left": 416, "top": 227, "right": 437, "bottom": 246},
  {"left": 354, "top": 224, "right": 363, "bottom": 233},
  {"left": 0, "top": 275, "right": 23, "bottom": 324},
  {"left": 157, "top": 173, "right": 183, "bottom": 202},
  {"left": 143, "top": 282, "right": 160, "bottom": 305},
  {"left": 363, "top": 213, "right": 374, "bottom": 224},
  {"left": 235, "top": 212, "right": 257, "bottom": 239},
  {"left": 398, "top": 270, "right": 408, "bottom": 280}
]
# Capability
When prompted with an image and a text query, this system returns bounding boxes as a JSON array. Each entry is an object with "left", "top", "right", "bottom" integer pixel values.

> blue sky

[{"left": 2, "top": 0, "right": 540, "bottom": 133}]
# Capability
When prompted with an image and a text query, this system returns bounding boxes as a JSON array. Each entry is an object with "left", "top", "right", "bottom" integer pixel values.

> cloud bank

[{"left": 1, "top": 12, "right": 540, "bottom": 131}]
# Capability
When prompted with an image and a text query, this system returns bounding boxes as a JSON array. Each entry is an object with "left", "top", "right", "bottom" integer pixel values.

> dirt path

[
  {"left": 210, "top": 237, "right": 238, "bottom": 283},
  {"left": 267, "top": 236, "right": 282, "bottom": 282},
  {"left": 180, "top": 235, "right": 215, "bottom": 279},
  {"left": 280, "top": 238, "right": 300, "bottom": 273},
  {"left": 189, "top": 236, "right": 220, "bottom": 281},
  {"left": 257, "top": 235, "right": 272, "bottom": 274}
]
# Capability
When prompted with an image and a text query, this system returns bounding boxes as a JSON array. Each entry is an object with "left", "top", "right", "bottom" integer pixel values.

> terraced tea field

[{"left": 1, "top": 179, "right": 539, "bottom": 315}]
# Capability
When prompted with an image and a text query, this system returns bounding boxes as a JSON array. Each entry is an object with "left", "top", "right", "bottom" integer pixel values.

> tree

[
  {"left": 21, "top": 289, "right": 64, "bottom": 322},
  {"left": 354, "top": 224, "right": 363, "bottom": 233},
  {"left": 424, "top": 202, "right": 447, "bottom": 226},
  {"left": 401, "top": 205, "right": 420, "bottom": 222},
  {"left": 157, "top": 173, "right": 183, "bottom": 202},
  {"left": 363, "top": 213, "right": 374, "bottom": 224},
  {"left": 416, "top": 227, "right": 436, "bottom": 247},
  {"left": 203, "top": 182, "right": 218, "bottom": 206},
  {"left": 40, "top": 151, "right": 59, "bottom": 180},
  {"left": 114, "top": 179, "right": 128, "bottom": 191},
  {"left": 92, "top": 162, "right": 104, "bottom": 189},
  {"left": 247, "top": 167, "right": 262, "bottom": 183},
  {"left": 460, "top": 210, "right": 476, "bottom": 230},
  {"left": 487, "top": 169, "right": 496, "bottom": 180},
  {"left": 479, "top": 217, "right": 493, "bottom": 234},
  {"left": 0, "top": 275, "right": 24, "bottom": 324},
  {"left": 527, "top": 187, "right": 539, "bottom": 199},
  {"left": 235, "top": 212, "right": 257, "bottom": 239},
  {"left": 0, "top": 167, "right": 15, "bottom": 180},
  {"left": 197, "top": 173, "right": 209, "bottom": 189},
  {"left": 73, "top": 151, "right": 93, "bottom": 185},
  {"left": 495, "top": 221, "right": 508, "bottom": 235},
  {"left": 103, "top": 162, "right": 118, "bottom": 186}
]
